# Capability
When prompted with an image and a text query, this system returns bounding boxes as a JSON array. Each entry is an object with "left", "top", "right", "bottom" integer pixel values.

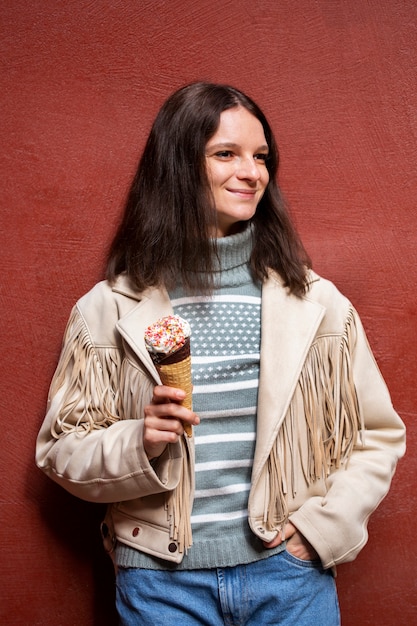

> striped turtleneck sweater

[{"left": 116, "top": 226, "right": 285, "bottom": 570}]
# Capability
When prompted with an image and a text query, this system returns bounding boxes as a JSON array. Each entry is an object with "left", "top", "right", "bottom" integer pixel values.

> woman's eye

[
  {"left": 254, "top": 153, "right": 269, "bottom": 162},
  {"left": 215, "top": 151, "right": 234, "bottom": 158}
]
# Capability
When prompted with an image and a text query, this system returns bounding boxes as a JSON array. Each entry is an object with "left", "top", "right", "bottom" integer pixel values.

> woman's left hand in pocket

[{"left": 263, "top": 521, "right": 319, "bottom": 561}]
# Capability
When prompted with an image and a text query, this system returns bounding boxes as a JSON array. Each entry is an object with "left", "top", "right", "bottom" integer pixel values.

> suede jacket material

[{"left": 35, "top": 271, "right": 405, "bottom": 569}]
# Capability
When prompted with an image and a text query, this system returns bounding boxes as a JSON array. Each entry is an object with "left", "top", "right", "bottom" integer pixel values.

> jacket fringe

[
  {"left": 49, "top": 307, "right": 194, "bottom": 552},
  {"left": 265, "top": 306, "right": 363, "bottom": 531},
  {"left": 48, "top": 304, "right": 363, "bottom": 553},
  {"left": 49, "top": 308, "right": 123, "bottom": 437}
]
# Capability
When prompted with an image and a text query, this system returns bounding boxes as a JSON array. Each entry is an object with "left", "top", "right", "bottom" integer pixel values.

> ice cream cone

[
  {"left": 145, "top": 317, "right": 193, "bottom": 437},
  {"left": 153, "top": 338, "right": 193, "bottom": 436}
]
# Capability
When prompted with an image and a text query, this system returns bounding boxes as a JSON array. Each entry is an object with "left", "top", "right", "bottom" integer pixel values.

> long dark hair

[{"left": 106, "top": 82, "right": 311, "bottom": 295}]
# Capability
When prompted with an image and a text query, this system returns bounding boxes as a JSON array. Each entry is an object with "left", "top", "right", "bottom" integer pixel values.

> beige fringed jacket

[{"left": 35, "top": 271, "right": 405, "bottom": 569}]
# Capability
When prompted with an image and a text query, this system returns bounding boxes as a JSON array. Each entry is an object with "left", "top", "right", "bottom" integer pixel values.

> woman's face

[{"left": 205, "top": 106, "right": 269, "bottom": 237}]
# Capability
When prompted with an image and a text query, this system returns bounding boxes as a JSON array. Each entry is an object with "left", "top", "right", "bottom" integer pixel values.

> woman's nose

[{"left": 236, "top": 156, "right": 261, "bottom": 181}]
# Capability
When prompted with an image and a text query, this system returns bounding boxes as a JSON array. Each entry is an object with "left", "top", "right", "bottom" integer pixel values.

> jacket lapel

[
  {"left": 253, "top": 273, "right": 325, "bottom": 476},
  {"left": 115, "top": 285, "right": 174, "bottom": 382}
]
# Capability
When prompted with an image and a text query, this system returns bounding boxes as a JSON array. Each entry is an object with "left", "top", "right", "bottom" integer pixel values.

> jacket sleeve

[
  {"left": 289, "top": 309, "right": 406, "bottom": 568},
  {"left": 35, "top": 305, "right": 183, "bottom": 503}
]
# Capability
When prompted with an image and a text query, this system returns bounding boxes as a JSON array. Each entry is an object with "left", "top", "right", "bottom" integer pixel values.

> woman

[{"left": 36, "top": 82, "right": 405, "bottom": 625}]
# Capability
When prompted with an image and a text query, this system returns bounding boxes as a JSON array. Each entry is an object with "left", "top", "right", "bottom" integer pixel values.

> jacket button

[
  {"left": 168, "top": 542, "right": 177, "bottom": 553},
  {"left": 132, "top": 527, "right": 140, "bottom": 537}
]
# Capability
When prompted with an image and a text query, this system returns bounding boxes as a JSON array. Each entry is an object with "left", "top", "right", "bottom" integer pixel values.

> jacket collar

[{"left": 114, "top": 277, "right": 174, "bottom": 382}]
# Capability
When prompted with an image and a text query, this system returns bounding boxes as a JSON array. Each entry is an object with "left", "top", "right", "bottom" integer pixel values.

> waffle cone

[{"left": 152, "top": 338, "right": 193, "bottom": 436}]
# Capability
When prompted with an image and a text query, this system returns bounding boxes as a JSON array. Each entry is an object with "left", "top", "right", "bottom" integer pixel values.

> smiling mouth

[{"left": 227, "top": 189, "right": 258, "bottom": 197}]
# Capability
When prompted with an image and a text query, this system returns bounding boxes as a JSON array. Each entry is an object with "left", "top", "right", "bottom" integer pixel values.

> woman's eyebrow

[{"left": 206, "top": 142, "right": 269, "bottom": 152}]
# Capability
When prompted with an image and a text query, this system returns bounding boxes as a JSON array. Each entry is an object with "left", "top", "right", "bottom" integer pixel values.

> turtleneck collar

[
  {"left": 211, "top": 224, "right": 254, "bottom": 274},
  {"left": 168, "top": 224, "right": 257, "bottom": 294}
]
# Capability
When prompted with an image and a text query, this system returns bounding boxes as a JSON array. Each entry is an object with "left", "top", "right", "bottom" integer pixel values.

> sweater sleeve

[
  {"left": 289, "top": 309, "right": 406, "bottom": 568},
  {"left": 35, "top": 305, "right": 183, "bottom": 503}
]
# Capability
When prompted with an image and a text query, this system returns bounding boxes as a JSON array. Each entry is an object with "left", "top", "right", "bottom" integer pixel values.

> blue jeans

[{"left": 116, "top": 550, "right": 340, "bottom": 625}]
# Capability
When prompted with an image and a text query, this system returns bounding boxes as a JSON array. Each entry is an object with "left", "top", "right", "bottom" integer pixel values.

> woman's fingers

[
  {"left": 151, "top": 385, "right": 187, "bottom": 405},
  {"left": 143, "top": 385, "right": 199, "bottom": 459}
]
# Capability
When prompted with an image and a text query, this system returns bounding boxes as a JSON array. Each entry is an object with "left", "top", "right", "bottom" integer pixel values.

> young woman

[{"left": 36, "top": 82, "right": 405, "bottom": 625}]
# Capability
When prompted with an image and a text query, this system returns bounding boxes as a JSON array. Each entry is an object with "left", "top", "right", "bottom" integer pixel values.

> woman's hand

[
  {"left": 143, "top": 385, "right": 199, "bottom": 460},
  {"left": 263, "top": 521, "right": 319, "bottom": 561}
]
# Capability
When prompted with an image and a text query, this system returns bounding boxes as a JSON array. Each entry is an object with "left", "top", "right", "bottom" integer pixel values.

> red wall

[{"left": 2, "top": 1, "right": 416, "bottom": 623}]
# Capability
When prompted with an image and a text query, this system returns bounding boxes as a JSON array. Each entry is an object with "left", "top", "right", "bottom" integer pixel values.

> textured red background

[{"left": 1, "top": 1, "right": 416, "bottom": 623}]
